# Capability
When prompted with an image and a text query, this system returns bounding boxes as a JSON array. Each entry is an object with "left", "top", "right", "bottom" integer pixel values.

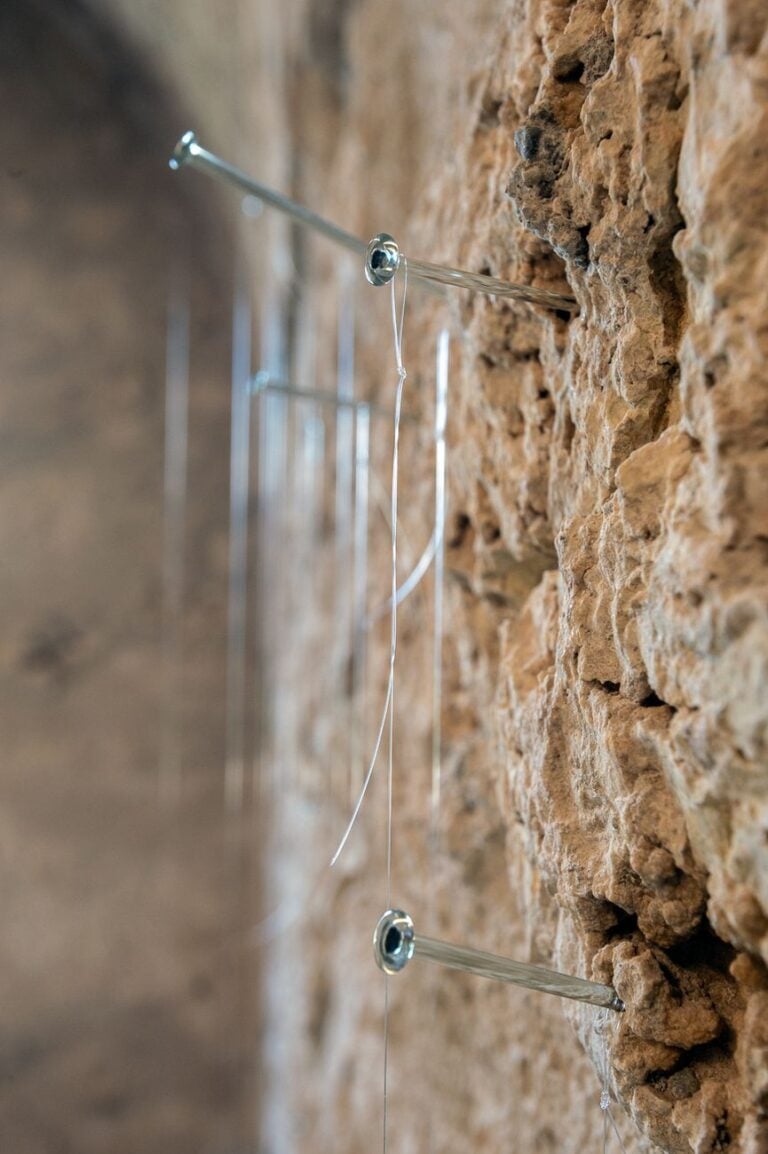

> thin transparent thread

[
  {"left": 250, "top": 264, "right": 408, "bottom": 951},
  {"left": 595, "top": 1007, "right": 629, "bottom": 1154},
  {"left": 159, "top": 279, "right": 189, "bottom": 805},
  {"left": 383, "top": 977, "right": 391, "bottom": 1154},
  {"left": 383, "top": 259, "right": 407, "bottom": 1154},
  {"left": 351, "top": 402, "right": 370, "bottom": 806},
  {"left": 431, "top": 328, "right": 449, "bottom": 841},
  {"left": 427, "top": 325, "right": 450, "bottom": 1154},
  {"left": 331, "top": 258, "right": 408, "bottom": 870},
  {"left": 224, "top": 278, "right": 252, "bottom": 812},
  {"left": 387, "top": 258, "right": 407, "bottom": 902},
  {"left": 367, "top": 526, "right": 438, "bottom": 624}
]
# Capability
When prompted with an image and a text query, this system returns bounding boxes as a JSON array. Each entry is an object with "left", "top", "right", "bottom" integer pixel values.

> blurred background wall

[{"left": 0, "top": 3, "right": 247, "bottom": 1150}]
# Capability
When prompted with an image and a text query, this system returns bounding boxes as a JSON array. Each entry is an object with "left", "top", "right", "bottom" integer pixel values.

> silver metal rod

[
  {"left": 407, "top": 255, "right": 577, "bottom": 311},
  {"left": 373, "top": 909, "right": 624, "bottom": 1012},
  {"left": 170, "top": 134, "right": 578, "bottom": 312},
  {"left": 364, "top": 233, "right": 578, "bottom": 312},
  {"left": 170, "top": 132, "right": 365, "bottom": 255}
]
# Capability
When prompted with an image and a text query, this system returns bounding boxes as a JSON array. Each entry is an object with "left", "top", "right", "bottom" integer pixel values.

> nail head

[
  {"left": 365, "top": 233, "right": 401, "bottom": 287},
  {"left": 170, "top": 130, "right": 198, "bottom": 171},
  {"left": 373, "top": 908, "right": 415, "bottom": 974}
]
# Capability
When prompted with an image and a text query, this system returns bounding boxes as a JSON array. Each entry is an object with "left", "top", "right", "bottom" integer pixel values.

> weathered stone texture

[
  {"left": 440, "top": 1, "right": 768, "bottom": 1151},
  {"left": 290, "top": 1, "right": 768, "bottom": 1151}
]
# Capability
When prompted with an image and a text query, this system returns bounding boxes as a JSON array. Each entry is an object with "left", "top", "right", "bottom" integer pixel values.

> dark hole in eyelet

[{"left": 385, "top": 926, "right": 403, "bottom": 956}]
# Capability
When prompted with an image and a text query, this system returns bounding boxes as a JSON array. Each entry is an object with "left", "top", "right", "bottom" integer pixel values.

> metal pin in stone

[
  {"left": 364, "top": 232, "right": 578, "bottom": 312},
  {"left": 373, "top": 909, "right": 624, "bottom": 1012},
  {"left": 169, "top": 133, "right": 578, "bottom": 312}
]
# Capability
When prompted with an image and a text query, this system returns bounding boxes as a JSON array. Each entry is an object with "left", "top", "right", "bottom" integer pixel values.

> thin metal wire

[
  {"left": 327, "top": 643, "right": 379, "bottom": 852},
  {"left": 431, "top": 328, "right": 449, "bottom": 841},
  {"left": 367, "top": 529, "right": 437, "bottom": 625},
  {"left": 329, "top": 265, "right": 409, "bottom": 870},
  {"left": 351, "top": 404, "right": 370, "bottom": 805},
  {"left": 254, "top": 281, "right": 290, "bottom": 809},
  {"left": 382, "top": 259, "right": 408, "bottom": 1154},
  {"left": 253, "top": 360, "right": 436, "bottom": 629},
  {"left": 596, "top": 1006, "right": 630, "bottom": 1153},
  {"left": 366, "top": 330, "right": 448, "bottom": 622},
  {"left": 386, "top": 261, "right": 408, "bottom": 905},
  {"left": 224, "top": 278, "right": 252, "bottom": 812},
  {"left": 427, "top": 327, "right": 450, "bottom": 1154},
  {"left": 336, "top": 262, "right": 357, "bottom": 809},
  {"left": 382, "top": 978, "right": 391, "bottom": 1154},
  {"left": 159, "top": 279, "right": 189, "bottom": 804}
]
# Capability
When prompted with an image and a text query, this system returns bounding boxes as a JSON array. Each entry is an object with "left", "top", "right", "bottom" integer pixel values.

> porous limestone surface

[
  {"left": 430, "top": 1, "right": 768, "bottom": 1151},
  {"left": 285, "top": 2, "right": 768, "bottom": 1153}
]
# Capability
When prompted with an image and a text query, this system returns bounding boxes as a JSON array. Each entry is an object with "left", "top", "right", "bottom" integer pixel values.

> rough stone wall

[
  {"left": 95, "top": 0, "right": 767, "bottom": 1150},
  {"left": 282, "top": 2, "right": 768, "bottom": 1153},
  {"left": 451, "top": 4, "right": 768, "bottom": 1151}
]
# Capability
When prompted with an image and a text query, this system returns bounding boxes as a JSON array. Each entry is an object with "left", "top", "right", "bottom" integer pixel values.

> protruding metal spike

[{"left": 373, "top": 909, "right": 624, "bottom": 1012}]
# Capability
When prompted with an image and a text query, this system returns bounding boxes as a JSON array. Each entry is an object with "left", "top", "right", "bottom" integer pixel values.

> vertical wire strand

[
  {"left": 336, "top": 262, "right": 356, "bottom": 809},
  {"left": 386, "top": 258, "right": 408, "bottom": 901},
  {"left": 383, "top": 258, "right": 408, "bottom": 1154},
  {"left": 253, "top": 283, "right": 288, "bottom": 809},
  {"left": 351, "top": 404, "right": 370, "bottom": 806},
  {"left": 225, "top": 277, "right": 252, "bottom": 812},
  {"left": 254, "top": 259, "right": 295, "bottom": 1154},
  {"left": 431, "top": 328, "right": 449, "bottom": 845},
  {"left": 426, "top": 326, "right": 450, "bottom": 1154},
  {"left": 160, "top": 279, "right": 190, "bottom": 804},
  {"left": 596, "top": 1007, "right": 629, "bottom": 1154},
  {"left": 383, "top": 978, "right": 391, "bottom": 1154},
  {"left": 329, "top": 262, "right": 407, "bottom": 870}
]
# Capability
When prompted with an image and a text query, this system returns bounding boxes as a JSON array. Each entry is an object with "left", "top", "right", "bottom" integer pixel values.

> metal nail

[
  {"left": 364, "top": 232, "right": 578, "bottom": 312},
  {"left": 170, "top": 131, "right": 365, "bottom": 255},
  {"left": 170, "top": 133, "right": 578, "bottom": 313},
  {"left": 373, "top": 909, "right": 624, "bottom": 1012}
]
